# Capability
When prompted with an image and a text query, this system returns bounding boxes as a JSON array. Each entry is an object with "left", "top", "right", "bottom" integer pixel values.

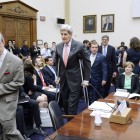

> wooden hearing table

[{"left": 46, "top": 94, "right": 140, "bottom": 140}]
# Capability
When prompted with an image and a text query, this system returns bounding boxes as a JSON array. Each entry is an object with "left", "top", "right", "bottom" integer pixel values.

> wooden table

[{"left": 46, "top": 96, "right": 140, "bottom": 140}]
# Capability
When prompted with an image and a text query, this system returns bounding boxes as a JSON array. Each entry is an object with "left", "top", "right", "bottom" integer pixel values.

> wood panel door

[{"left": 2, "top": 17, "right": 31, "bottom": 48}]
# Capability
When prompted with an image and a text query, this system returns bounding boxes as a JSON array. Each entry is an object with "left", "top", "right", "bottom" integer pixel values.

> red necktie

[
  {"left": 38, "top": 70, "right": 46, "bottom": 87},
  {"left": 64, "top": 44, "right": 69, "bottom": 66}
]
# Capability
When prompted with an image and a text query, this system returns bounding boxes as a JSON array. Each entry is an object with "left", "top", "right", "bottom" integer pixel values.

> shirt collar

[
  {"left": 122, "top": 72, "right": 135, "bottom": 76},
  {"left": 64, "top": 39, "right": 72, "bottom": 47}
]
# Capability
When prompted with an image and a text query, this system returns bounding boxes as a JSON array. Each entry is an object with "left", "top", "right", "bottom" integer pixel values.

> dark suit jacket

[
  {"left": 30, "top": 46, "right": 40, "bottom": 59},
  {"left": 103, "top": 22, "right": 112, "bottom": 30},
  {"left": 34, "top": 69, "right": 49, "bottom": 87},
  {"left": 98, "top": 45, "right": 116, "bottom": 77},
  {"left": 55, "top": 39, "right": 91, "bottom": 92},
  {"left": 90, "top": 53, "right": 107, "bottom": 86},
  {"left": 116, "top": 74, "right": 140, "bottom": 93},
  {"left": 42, "top": 65, "right": 56, "bottom": 87}
]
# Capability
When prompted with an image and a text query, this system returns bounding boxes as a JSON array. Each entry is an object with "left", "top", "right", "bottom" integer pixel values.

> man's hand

[
  {"left": 81, "top": 80, "right": 89, "bottom": 87},
  {"left": 28, "top": 90, "right": 33, "bottom": 95},
  {"left": 112, "top": 72, "right": 117, "bottom": 78},
  {"left": 43, "top": 86, "right": 49, "bottom": 91},
  {"left": 102, "top": 80, "right": 106, "bottom": 86}
]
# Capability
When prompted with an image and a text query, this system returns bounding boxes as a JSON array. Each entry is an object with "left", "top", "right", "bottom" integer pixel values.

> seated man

[
  {"left": 42, "top": 56, "right": 57, "bottom": 87},
  {"left": 16, "top": 87, "right": 47, "bottom": 139},
  {"left": 32, "top": 56, "right": 56, "bottom": 102}
]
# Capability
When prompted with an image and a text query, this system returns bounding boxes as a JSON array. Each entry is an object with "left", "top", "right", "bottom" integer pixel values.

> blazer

[
  {"left": 103, "top": 22, "right": 112, "bottom": 31},
  {"left": 34, "top": 69, "right": 49, "bottom": 87},
  {"left": 98, "top": 45, "right": 116, "bottom": 76},
  {"left": 0, "top": 51, "right": 24, "bottom": 121},
  {"left": 42, "top": 65, "right": 56, "bottom": 86},
  {"left": 116, "top": 74, "right": 140, "bottom": 93},
  {"left": 30, "top": 46, "right": 40, "bottom": 59},
  {"left": 90, "top": 53, "right": 107, "bottom": 86},
  {"left": 55, "top": 39, "right": 91, "bottom": 92}
]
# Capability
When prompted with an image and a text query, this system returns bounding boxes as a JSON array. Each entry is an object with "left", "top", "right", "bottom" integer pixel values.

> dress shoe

[{"left": 33, "top": 127, "right": 48, "bottom": 136}]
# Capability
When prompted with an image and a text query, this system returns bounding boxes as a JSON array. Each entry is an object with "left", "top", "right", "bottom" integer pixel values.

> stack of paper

[
  {"left": 128, "top": 93, "right": 140, "bottom": 99},
  {"left": 88, "top": 101, "right": 115, "bottom": 112},
  {"left": 89, "top": 101, "right": 116, "bottom": 118},
  {"left": 114, "top": 91, "right": 130, "bottom": 97}
]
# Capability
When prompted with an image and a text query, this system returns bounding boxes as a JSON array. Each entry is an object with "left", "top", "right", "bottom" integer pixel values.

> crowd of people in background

[{"left": 1, "top": 24, "right": 140, "bottom": 140}]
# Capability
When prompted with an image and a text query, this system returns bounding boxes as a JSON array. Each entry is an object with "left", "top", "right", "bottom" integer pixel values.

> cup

[{"left": 94, "top": 111, "right": 102, "bottom": 127}]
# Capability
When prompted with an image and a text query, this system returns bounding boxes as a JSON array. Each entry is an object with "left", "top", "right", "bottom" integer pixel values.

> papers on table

[
  {"left": 114, "top": 89, "right": 130, "bottom": 97},
  {"left": 128, "top": 93, "right": 140, "bottom": 99},
  {"left": 90, "top": 110, "right": 112, "bottom": 118},
  {"left": 47, "top": 88, "right": 59, "bottom": 93},
  {"left": 89, "top": 101, "right": 116, "bottom": 118}
]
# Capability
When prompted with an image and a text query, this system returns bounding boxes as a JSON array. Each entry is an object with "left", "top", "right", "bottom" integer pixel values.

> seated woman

[
  {"left": 23, "top": 60, "right": 48, "bottom": 108},
  {"left": 116, "top": 61, "right": 140, "bottom": 93}
]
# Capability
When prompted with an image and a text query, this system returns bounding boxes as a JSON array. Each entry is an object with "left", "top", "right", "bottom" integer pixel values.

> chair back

[{"left": 48, "top": 101, "right": 64, "bottom": 131}]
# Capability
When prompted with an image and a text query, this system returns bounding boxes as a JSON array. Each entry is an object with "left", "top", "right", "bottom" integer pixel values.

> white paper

[
  {"left": 47, "top": 88, "right": 59, "bottom": 93},
  {"left": 90, "top": 110, "right": 112, "bottom": 118},
  {"left": 88, "top": 101, "right": 115, "bottom": 112},
  {"left": 114, "top": 91, "right": 130, "bottom": 97},
  {"left": 116, "top": 100, "right": 127, "bottom": 115},
  {"left": 128, "top": 93, "right": 140, "bottom": 99}
]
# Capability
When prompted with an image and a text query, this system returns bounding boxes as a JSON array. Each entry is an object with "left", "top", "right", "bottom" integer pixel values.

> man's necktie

[
  {"left": 38, "top": 70, "right": 46, "bottom": 87},
  {"left": 64, "top": 44, "right": 69, "bottom": 66}
]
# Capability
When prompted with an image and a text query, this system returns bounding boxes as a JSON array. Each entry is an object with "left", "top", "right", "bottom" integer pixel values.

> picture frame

[
  {"left": 37, "top": 40, "right": 43, "bottom": 45},
  {"left": 101, "top": 14, "right": 114, "bottom": 32},
  {"left": 83, "top": 15, "right": 97, "bottom": 33}
]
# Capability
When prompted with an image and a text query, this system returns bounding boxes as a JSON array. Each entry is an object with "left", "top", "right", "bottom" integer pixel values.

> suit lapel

[
  {"left": 68, "top": 40, "right": 76, "bottom": 60},
  {"left": 0, "top": 53, "right": 11, "bottom": 80}
]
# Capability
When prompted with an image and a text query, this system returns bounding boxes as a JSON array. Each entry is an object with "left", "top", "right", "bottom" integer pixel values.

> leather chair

[{"left": 48, "top": 101, "right": 75, "bottom": 131}]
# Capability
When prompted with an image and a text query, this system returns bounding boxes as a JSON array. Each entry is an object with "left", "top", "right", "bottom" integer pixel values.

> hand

[
  {"left": 25, "top": 95, "right": 30, "bottom": 99},
  {"left": 32, "top": 74, "right": 36, "bottom": 81},
  {"left": 43, "top": 86, "right": 49, "bottom": 91},
  {"left": 49, "top": 85, "right": 54, "bottom": 88},
  {"left": 112, "top": 72, "right": 117, "bottom": 78},
  {"left": 102, "top": 80, "right": 106, "bottom": 86},
  {"left": 55, "top": 77, "right": 60, "bottom": 85},
  {"left": 28, "top": 90, "right": 33, "bottom": 95},
  {"left": 81, "top": 80, "right": 89, "bottom": 87}
]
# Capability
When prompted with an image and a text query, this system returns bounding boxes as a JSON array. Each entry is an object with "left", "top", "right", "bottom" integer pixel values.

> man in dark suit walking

[
  {"left": 89, "top": 42, "right": 107, "bottom": 103},
  {"left": 98, "top": 35, "right": 116, "bottom": 98},
  {"left": 55, "top": 24, "right": 91, "bottom": 115}
]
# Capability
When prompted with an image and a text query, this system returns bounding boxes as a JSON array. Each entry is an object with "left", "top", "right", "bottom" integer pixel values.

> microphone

[
  {"left": 88, "top": 83, "right": 116, "bottom": 110},
  {"left": 89, "top": 83, "right": 130, "bottom": 109}
]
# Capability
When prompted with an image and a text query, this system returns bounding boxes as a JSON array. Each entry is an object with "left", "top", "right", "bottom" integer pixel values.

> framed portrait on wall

[
  {"left": 83, "top": 15, "right": 97, "bottom": 33},
  {"left": 101, "top": 14, "right": 114, "bottom": 32}
]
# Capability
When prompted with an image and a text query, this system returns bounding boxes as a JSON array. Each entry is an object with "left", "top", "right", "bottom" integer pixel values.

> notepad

[
  {"left": 88, "top": 101, "right": 115, "bottom": 112},
  {"left": 114, "top": 91, "right": 130, "bottom": 98},
  {"left": 53, "top": 135, "right": 93, "bottom": 140},
  {"left": 128, "top": 93, "right": 140, "bottom": 99}
]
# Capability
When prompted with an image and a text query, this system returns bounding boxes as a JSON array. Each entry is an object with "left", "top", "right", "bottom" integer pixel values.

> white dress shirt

[
  {"left": 41, "top": 48, "right": 52, "bottom": 58},
  {"left": 90, "top": 53, "right": 97, "bottom": 66},
  {"left": 0, "top": 49, "right": 7, "bottom": 69}
]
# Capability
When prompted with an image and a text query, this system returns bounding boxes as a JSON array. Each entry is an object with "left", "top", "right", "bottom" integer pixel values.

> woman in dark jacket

[
  {"left": 116, "top": 61, "right": 139, "bottom": 93},
  {"left": 23, "top": 60, "right": 48, "bottom": 108},
  {"left": 123, "top": 37, "right": 140, "bottom": 75}
]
